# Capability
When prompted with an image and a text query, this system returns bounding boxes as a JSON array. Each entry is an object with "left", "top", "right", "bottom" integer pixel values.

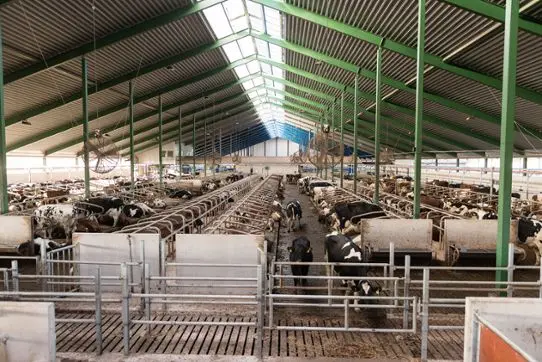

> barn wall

[{"left": 225, "top": 138, "right": 300, "bottom": 157}]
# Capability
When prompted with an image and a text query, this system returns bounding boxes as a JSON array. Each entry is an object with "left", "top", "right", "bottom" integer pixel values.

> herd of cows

[{"left": 12, "top": 174, "right": 246, "bottom": 255}]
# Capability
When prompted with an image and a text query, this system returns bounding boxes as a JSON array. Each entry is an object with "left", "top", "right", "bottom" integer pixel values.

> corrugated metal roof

[{"left": 2, "top": 0, "right": 542, "bottom": 159}]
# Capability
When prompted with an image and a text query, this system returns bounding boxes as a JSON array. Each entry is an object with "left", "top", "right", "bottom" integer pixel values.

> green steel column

[
  {"left": 340, "top": 92, "right": 344, "bottom": 188},
  {"left": 128, "top": 80, "right": 135, "bottom": 191},
  {"left": 331, "top": 102, "right": 335, "bottom": 182},
  {"left": 0, "top": 22, "right": 7, "bottom": 214},
  {"left": 374, "top": 46, "right": 383, "bottom": 203},
  {"left": 353, "top": 72, "right": 359, "bottom": 193},
  {"left": 496, "top": 0, "right": 519, "bottom": 285},
  {"left": 413, "top": 0, "right": 426, "bottom": 219},
  {"left": 158, "top": 95, "right": 163, "bottom": 188},
  {"left": 204, "top": 118, "right": 207, "bottom": 177},
  {"left": 82, "top": 56, "right": 90, "bottom": 199},
  {"left": 182, "top": 107, "right": 183, "bottom": 177},
  {"left": 324, "top": 114, "right": 328, "bottom": 179},
  {"left": 192, "top": 115, "right": 196, "bottom": 176}
]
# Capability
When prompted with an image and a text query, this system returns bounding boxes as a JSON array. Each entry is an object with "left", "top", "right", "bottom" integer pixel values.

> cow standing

[
  {"left": 288, "top": 236, "right": 313, "bottom": 287},
  {"left": 325, "top": 232, "right": 380, "bottom": 311},
  {"left": 285, "top": 200, "right": 302, "bottom": 232},
  {"left": 518, "top": 216, "right": 542, "bottom": 265}
]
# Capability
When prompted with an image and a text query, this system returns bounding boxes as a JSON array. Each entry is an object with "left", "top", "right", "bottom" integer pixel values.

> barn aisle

[{"left": 275, "top": 182, "right": 330, "bottom": 292}]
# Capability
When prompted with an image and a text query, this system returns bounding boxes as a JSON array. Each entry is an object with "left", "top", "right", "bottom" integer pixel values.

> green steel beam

[
  {"left": 13, "top": 56, "right": 256, "bottom": 153},
  {"left": 260, "top": 58, "right": 490, "bottom": 154},
  {"left": 496, "top": 0, "right": 519, "bottom": 286},
  {"left": 353, "top": 73, "right": 359, "bottom": 193},
  {"left": 414, "top": 0, "right": 426, "bottom": 219},
  {"left": 178, "top": 107, "right": 182, "bottom": 175},
  {"left": 4, "top": 0, "right": 227, "bottom": 84},
  {"left": 82, "top": 56, "right": 90, "bottom": 199},
  {"left": 0, "top": 21, "right": 7, "bottom": 214},
  {"left": 42, "top": 71, "right": 259, "bottom": 155},
  {"left": 116, "top": 103, "right": 256, "bottom": 153},
  {"left": 440, "top": 0, "right": 542, "bottom": 36},
  {"left": 340, "top": 93, "right": 344, "bottom": 188},
  {"left": 158, "top": 95, "right": 164, "bottom": 187},
  {"left": 374, "top": 47, "right": 383, "bottom": 203},
  {"left": 255, "top": 35, "right": 542, "bottom": 144},
  {"left": 129, "top": 80, "right": 135, "bottom": 189},
  {"left": 192, "top": 114, "right": 196, "bottom": 176},
  {"left": 6, "top": 30, "right": 249, "bottom": 126},
  {"left": 252, "top": 0, "right": 542, "bottom": 105}
]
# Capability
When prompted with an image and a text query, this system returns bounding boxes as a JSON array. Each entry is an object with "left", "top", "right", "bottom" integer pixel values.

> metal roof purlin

[
  {"left": 251, "top": 0, "right": 542, "bottom": 105},
  {"left": 4, "top": 0, "right": 228, "bottom": 85},
  {"left": 6, "top": 30, "right": 250, "bottom": 126},
  {"left": 438, "top": 0, "right": 542, "bottom": 36},
  {"left": 43, "top": 73, "right": 261, "bottom": 155},
  {"left": 10, "top": 55, "right": 257, "bottom": 152},
  {"left": 251, "top": 34, "right": 542, "bottom": 141}
]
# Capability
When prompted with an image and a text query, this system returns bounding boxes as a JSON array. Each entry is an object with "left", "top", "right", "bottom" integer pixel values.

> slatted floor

[{"left": 56, "top": 312, "right": 464, "bottom": 359}]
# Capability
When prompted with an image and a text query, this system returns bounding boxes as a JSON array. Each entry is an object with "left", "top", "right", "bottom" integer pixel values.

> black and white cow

[
  {"left": 325, "top": 232, "right": 380, "bottom": 311},
  {"left": 285, "top": 200, "right": 302, "bottom": 232},
  {"left": 17, "top": 237, "right": 68, "bottom": 256},
  {"left": 33, "top": 204, "right": 83, "bottom": 241},
  {"left": 518, "top": 216, "right": 542, "bottom": 265},
  {"left": 168, "top": 189, "right": 193, "bottom": 199},
  {"left": 122, "top": 203, "right": 155, "bottom": 218},
  {"left": 329, "top": 201, "right": 386, "bottom": 235},
  {"left": 288, "top": 236, "right": 313, "bottom": 287}
]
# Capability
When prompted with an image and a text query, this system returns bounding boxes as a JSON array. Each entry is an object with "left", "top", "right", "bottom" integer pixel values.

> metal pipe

[
  {"left": 496, "top": 0, "right": 519, "bottom": 288},
  {"left": 158, "top": 95, "right": 163, "bottom": 188},
  {"left": 121, "top": 263, "right": 130, "bottom": 356},
  {"left": 82, "top": 56, "right": 90, "bottom": 199},
  {"left": 413, "top": 0, "right": 426, "bottom": 219},
  {"left": 95, "top": 267, "right": 102, "bottom": 355},
  {"left": 403, "top": 255, "right": 410, "bottom": 329},
  {"left": 374, "top": 46, "right": 382, "bottom": 203},
  {"left": 192, "top": 114, "right": 196, "bottom": 176},
  {"left": 421, "top": 268, "right": 430, "bottom": 361}
]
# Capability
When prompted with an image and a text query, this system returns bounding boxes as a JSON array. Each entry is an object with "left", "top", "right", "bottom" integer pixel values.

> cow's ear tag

[
  {"left": 287, "top": 247, "right": 293, "bottom": 252},
  {"left": 306, "top": 247, "right": 312, "bottom": 253}
]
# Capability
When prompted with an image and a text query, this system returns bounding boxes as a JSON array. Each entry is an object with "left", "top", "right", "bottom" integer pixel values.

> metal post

[
  {"left": 507, "top": 242, "right": 515, "bottom": 297},
  {"left": 144, "top": 263, "right": 151, "bottom": 337},
  {"left": 182, "top": 107, "right": 183, "bottom": 178},
  {"left": 421, "top": 268, "right": 430, "bottom": 362},
  {"left": 128, "top": 80, "right": 135, "bottom": 191},
  {"left": 413, "top": 0, "right": 425, "bottom": 219},
  {"left": 523, "top": 156, "right": 528, "bottom": 177},
  {"left": 403, "top": 255, "right": 411, "bottom": 329},
  {"left": 121, "top": 263, "right": 130, "bottom": 356},
  {"left": 389, "top": 242, "right": 397, "bottom": 307},
  {"left": 204, "top": 118, "right": 207, "bottom": 177},
  {"left": 11, "top": 260, "right": 18, "bottom": 293},
  {"left": 256, "top": 264, "right": 264, "bottom": 360},
  {"left": 158, "top": 95, "right": 164, "bottom": 188},
  {"left": 331, "top": 102, "right": 336, "bottom": 182},
  {"left": 344, "top": 297, "right": 349, "bottom": 330},
  {"left": 484, "top": 156, "right": 489, "bottom": 174},
  {"left": 192, "top": 115, "right": 196, "bottom": 176},
  {"left": 82, "top": 56, "right": 90, "bottom": 199},
  {"left": 497, "top": 0, "right": 519, "bottom": 286},
  {"left": 539, "top": 261, "right": 542, "bottom": 299},
  {"left": 0, "top": 20, "right": 6, "bottom": 214},
  {"left": 269, "top": 259, "right": 275, "bottom": 328},
  {"left": 40, "top": 239, "right": 47, "bottom": 291},
  {"left": 340, "top": 93, "right": 344, "bottom": 188},
  {"left": 95, "top": 267, "right": 103, "bottom": 355},
  {"left": 374, "top": 46, "right": 383, "bottom": 203},
  {"left": 353, "top": 73, "right": 359, "bottom": 193}
]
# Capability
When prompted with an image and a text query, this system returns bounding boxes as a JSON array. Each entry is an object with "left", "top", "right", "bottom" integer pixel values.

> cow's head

[{"left": 288, "top": 243, "right": 312, "bottom": 262}]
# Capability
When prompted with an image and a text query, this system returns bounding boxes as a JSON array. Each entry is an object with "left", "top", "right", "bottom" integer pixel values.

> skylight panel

[
  {"left": 255, "top": 39, "right": 269, "bottom": 57},
  {"left": 269, "top": 44, "right": 282, "bottom": 61},
  {"left": 261, "top": 63, "right": 272, "bottom": 74},
  {"left": 247, "top": 60, "right": 260, "bottom": 74},
  {"left": 257, "top": 89, "right": 266, "bottom": 96},
  {"left": 253, "top": 77, "right": 264, "bottom": 86},
  {"left": 272, "top": 66, "right": 283, "bottom": 78},
  {"left": 203, "top": 5, "right": 233, "bottom": 39},
  {"left": 222, "top": 42, "right": 243, "bottom": 62},
  {"left": 223, "top": 0, "right": 244, "bottom": 19},
  {"left": 238, "top": 37, "right": 255, "bottom": 57},
  {"left": 242, "top": 80, "right": 255, "bottom": 90},
  {"left": 251, "top": 17, "right": 265, "bottom": 32},
  {"left": 247, "top": 1, "right": 263, "bottom": 17},
  {"left": 234, "top": 65, "right": 250, "bottom": 78},
  {"left": 230, "top": 16, "right": 249, "bottom": 32},
  {"left": 265, "top": 78, "right": 274, "bottom": 87},
  {"left": 264, "top": 7, "right": 281, "bottom": 37}
]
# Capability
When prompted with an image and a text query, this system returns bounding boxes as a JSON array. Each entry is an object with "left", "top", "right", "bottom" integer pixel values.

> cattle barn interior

[{"left": 1, "top": 0, "right": 542, "bottom": 361}]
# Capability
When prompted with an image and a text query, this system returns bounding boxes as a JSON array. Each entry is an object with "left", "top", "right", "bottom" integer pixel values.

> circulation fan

[{"left": 78, "top": 130, "right": 120, "bottom": 174}]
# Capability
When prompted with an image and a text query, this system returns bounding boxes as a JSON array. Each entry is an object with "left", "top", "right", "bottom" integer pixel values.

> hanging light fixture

[{"left": 21, "top": 119, "right": 32, "bottom": 125}]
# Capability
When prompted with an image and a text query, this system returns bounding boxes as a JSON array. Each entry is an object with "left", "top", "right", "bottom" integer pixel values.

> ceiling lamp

[{"left": 21, "top": 119, "right": 32, "bottom": 125}]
